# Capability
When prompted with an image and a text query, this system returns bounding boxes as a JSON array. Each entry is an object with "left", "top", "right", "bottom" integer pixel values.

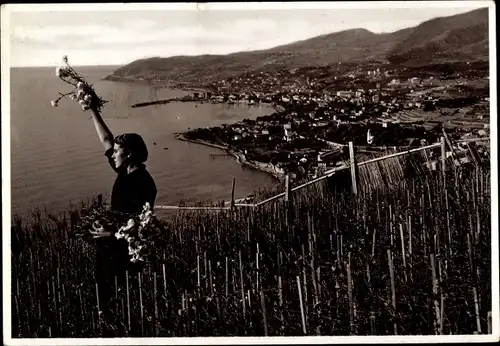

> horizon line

[{"left": 7, "top": 5, "right": 489, "bottom": 68}]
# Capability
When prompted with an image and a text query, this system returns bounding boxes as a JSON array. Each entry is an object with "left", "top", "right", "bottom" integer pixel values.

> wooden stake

[
  {"left": 278, "top": 276, "right": 284, "bottom": 334},
  {"left": 285, "top": 175, "right": 292, "bottom": 227},
  {"left": 430, "top": 254, "right": 441, "bottom": 335},
  {"left": 204, "top": 251, "right": 208, "bottom": 291},
  {"left": 349, "top": 141, "right": 358, "bottom": 195},
  {"left": 225, "top": 257, "right": 229, "bottom": 298},
  {"left": 238, "top": 250, "right": 246, "bottom": 324},
  {"left": 301, "top": 244, "right": 308, "bottom": 318},
  {"left": 297, "top": 276, "right": 307, "bottom": 335},
  {"left": 473, "top": 287, "right": 482, "bottom": 333},
  {"left": 162, "top": 264, "right": 167, "bottom": 299},
  {"left": 153, "top": 272, "right": 158, "bottom": 336},
  {"left": 260, "top": 291, "right": 269, "bottom": 336},
  {"left": 126, "top": 271, "right": 131, "bottom": 331},
  {"left": 388, "top": 249, "right": 397, "bottom": 335},
  {"left": 231, "top": 178, "right": 236, "bottom": 211},
  {"left": 209, "top": 260, "right": 214, "bottom": 295},
  {"left": 95, "top": 282, "right": 101, "bottom": 328},
  {"left": 316, "top": 266, "right": 322, "bottom": 301},
  {"left": 347, "top": 252, "right": 355, "bottom": 335},
  {"left": 440, "top": 293, "right": 445, "bottom": 335},
  {"left": 371, "top": 229, "right": 377, "bottom": 258},
  {"left": 400, "top": 224, "right": 408, "bottom": 283},
  {"left": 487, "top": 311, "right": 492, "bottom": 334},
  {"left": 139, "top": 273, "right": 144, "bottom": 335},
  {"left": 366, "top": 261, "right": 372, "bottom": 293},
  {"left": 197, "top": 255, "right": 201, "bottom": 289},
  {"left": 285, "top": 174, "right": 291, "bottom": 202},
  {"left": 256, "top": 243, "right": 260, "bottom": 293},
  {"left": 408, "top": 214, "right": 413, "bottom": 281},
  {"left": 370, "top": 313, "right": 376, "bottom": 335}
]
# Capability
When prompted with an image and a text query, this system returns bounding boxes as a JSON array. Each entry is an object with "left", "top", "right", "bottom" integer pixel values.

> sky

[{"left": 2, "top": 2, "right": 491, "bottom": 67}]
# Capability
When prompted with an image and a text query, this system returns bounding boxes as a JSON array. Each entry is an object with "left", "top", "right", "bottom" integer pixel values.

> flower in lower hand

[{"left": 51, "top": 100, "right": 58, "bottom": 107}]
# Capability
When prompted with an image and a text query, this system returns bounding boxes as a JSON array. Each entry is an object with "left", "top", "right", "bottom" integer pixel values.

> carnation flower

[
  {"left": 115, "top": 231, "right": 126, "bottom": 239},
  {"left": 56, "top": 66, "right": 70, "bottom": 78},
  {"left": 51, "top": 100, "right": 58, "bottom": 107},
  {"left": 119, "top": 219, "right": 135, "bottom": 231}
]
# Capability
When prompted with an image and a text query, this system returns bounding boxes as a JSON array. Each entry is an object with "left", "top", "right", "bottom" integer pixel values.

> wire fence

[{"left": 154, "top": 136, "right": 490, "bottom": 211}]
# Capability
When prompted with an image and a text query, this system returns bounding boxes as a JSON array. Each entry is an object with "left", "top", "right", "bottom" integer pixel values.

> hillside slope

[
  {"left": 387, "top": 8, "right": 489, "bottom": 64},
  {"left": 105, "top": 8, "right": 489, "bottom": 84}
]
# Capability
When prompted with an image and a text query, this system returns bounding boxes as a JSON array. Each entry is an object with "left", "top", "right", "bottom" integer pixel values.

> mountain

[
  {"left": 105, "top": 8, "right": 489, "bottom": 83},
  {"left": 387, "top": 8, "right": 489, "bottom": 64}
]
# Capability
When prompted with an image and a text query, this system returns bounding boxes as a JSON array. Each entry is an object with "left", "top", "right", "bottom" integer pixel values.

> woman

[{"left": 86, "top": 105, "right": 157, "bottom": 322}]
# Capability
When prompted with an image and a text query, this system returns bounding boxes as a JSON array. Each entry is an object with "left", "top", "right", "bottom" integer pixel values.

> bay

[{"left": 10, "top": 66, "right": 277, "bottom": 218}]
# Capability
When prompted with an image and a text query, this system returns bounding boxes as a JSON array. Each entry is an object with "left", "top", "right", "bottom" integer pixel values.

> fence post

[
  {"left": 285, "top": 175, "right": 291, "bottom": 202},
  {"left": 349, "top": 141, "right": 358, "bottom": 195},
  {"left": 442, "top": 129, "right": 459, "bottom": 167},
  {"left": 230, "top": 178, "right": 236, "bottom": 211},
  {"left": 285, "top": 174, "right": 292, "bottom": 227},
  {"left": 440, "top": 136, "right": 446, "bottom": 185}
]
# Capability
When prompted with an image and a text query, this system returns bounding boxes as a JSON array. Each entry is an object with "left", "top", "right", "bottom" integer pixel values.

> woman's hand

[{"left": 89, "top": 221, "right": 113, "bottom": 238}]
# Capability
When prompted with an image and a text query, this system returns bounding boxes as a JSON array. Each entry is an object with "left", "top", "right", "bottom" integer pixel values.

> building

[
  {"left": 337, "top": 91, "right": 353, "bottom": 98},
  {"left": 283, "top": 123, "right": 295, "bottom": 142},
  {"left": 367, "top": 129, "right": 374, "bottom": 144}
]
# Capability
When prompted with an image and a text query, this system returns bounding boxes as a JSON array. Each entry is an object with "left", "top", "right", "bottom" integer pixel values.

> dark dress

[{"left": 95, "top": 148, "right": 157, "bottom": 307}]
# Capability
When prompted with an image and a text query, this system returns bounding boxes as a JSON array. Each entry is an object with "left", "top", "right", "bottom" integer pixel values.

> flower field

[{"left": 10, "top": 156, "right": 492, "bottom": 337}]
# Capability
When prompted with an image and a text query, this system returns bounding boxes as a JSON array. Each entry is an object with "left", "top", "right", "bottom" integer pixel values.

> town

[{"left": 173, "top": 61, "right": 490, "bottom": 180}]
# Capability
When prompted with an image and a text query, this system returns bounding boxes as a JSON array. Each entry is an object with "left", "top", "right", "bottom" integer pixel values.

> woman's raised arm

[{"left": 89, "top": 107, "right": 114, "bottom": 151}]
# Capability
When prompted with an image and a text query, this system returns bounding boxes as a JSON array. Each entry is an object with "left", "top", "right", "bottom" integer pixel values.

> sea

[{"left": 9, "top": 66, "right": 277, "bottom": 219}]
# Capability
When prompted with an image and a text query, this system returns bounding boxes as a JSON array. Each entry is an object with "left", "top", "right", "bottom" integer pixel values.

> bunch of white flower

[
  {"left": 51, "top": 55, "right": 107, "bottom": 111},
  {"left": 115, "top": 202, "right": 156, "bottom": 263}
]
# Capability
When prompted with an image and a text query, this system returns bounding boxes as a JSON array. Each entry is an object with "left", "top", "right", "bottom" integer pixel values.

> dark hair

[{"left": 114, "top": 133, "right": 148, "bottom": 164}]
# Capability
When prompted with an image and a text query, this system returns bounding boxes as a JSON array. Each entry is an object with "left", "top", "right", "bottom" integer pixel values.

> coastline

[
  {"left": 174, "top": 133, "right": 284, "bottom": 182},
  {"left": 103, "top": 75, "right": 209, "bottom": 93}
]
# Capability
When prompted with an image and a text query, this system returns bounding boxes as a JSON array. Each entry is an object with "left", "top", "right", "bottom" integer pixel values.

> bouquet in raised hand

[{"left": 51, "top": 55, "right": 108, "bottom": 111}]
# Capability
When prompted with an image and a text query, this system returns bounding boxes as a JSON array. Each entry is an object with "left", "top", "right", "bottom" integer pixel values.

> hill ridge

[{"left": 105, "top": 7, "right": 488, "bottom": 83}]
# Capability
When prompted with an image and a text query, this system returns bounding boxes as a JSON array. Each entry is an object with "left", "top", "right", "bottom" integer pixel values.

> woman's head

[{"left": 112, "top": 133, "right": 148, "bottom": 169}]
